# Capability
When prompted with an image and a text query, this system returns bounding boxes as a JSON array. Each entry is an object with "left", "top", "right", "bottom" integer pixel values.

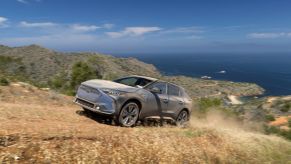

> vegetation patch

[
  {"left": 280, "top": 103, "right": 291, "bottom": 112},
  {"left": 198, "top": 98, "right": 221, "bottom": 113},
  {"left": 265, "top": 114, "right": 275, "bottom": 122},
  {"left": 0, "top": 77, "right": 10, "bottom": 86},
  {"left": 264, "top": 125, "right": 291, "bottom": 140}
]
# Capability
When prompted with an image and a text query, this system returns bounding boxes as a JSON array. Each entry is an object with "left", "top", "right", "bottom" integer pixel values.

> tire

[
  {"left": 176, "top": 110, "right": 189, "bottom": 126},
  {"left": 118, "top": 102, "right": 140, "bottom": 127}
]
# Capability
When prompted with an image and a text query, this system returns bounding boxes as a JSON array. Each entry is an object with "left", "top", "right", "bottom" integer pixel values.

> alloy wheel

[
  {"left": 119, "top": 102, "right": 139, "bottom": 127},
  {"left": 176, "top": 110, "right": 188, "bottom": 126}
]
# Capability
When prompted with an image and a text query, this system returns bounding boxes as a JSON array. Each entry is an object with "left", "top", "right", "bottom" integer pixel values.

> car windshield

[{"left": 114, "top": 77, "right": 153, "bottom": 87}]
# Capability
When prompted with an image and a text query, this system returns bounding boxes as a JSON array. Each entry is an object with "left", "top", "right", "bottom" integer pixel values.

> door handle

[{"left": 163, "top": 99, "right": 169, "bottom": 103}]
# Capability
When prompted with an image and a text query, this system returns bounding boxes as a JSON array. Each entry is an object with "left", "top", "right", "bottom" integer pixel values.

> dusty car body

[{"left": 74, "top": 75, "right": 192, "bottom": 127}]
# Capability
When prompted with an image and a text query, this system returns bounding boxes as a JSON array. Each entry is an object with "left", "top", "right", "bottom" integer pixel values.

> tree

[{"left": 70, "top": 61, "right": 96, "bottom": 89}]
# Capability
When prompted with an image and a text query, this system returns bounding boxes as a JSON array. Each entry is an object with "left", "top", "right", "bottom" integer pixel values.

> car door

[
  {"left": 145, "top": 82, "right": 169, "bottom": 117},
  {"left": 166, "top": 83, "right": 184, "bottom": 116}
]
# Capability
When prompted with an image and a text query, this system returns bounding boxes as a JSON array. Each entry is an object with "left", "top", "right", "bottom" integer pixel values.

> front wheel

[
  {"left": 118, "top": 102, "right": 140, "bottom": 127},
  {"left": 176, "top": 110, "right": 189, "bottom": 126}
]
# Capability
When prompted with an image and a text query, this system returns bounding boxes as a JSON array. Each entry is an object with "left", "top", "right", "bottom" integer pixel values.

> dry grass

[{"left": 0, "top": 84, "right": 291, "bottom": 163}]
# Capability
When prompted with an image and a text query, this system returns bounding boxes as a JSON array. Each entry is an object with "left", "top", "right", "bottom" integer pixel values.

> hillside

[
  {"left": 0, "top": 45, "right": 159, "bottom": 83},
  {"left": 0, "top": 83, "right": 290, "bottom": 163},
  {"left": 0, "top": 44, "right": 264, "bottom": 97}
]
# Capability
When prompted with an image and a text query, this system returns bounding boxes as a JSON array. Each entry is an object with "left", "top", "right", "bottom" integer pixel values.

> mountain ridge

[{"left": 0, "top": 44, "right": 264, "bottom": 97}]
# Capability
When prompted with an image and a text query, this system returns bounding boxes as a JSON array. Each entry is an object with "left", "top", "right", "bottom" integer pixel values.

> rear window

[{"left": 168, "top": 84, "right": 180, "bottom": 96}]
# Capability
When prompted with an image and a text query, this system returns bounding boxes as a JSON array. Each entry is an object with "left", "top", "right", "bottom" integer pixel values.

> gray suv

[{"left": 74, "top": 75, "right": 192, "bottom": 127}]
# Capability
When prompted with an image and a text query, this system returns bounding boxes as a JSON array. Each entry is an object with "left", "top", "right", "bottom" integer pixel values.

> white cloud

[
  {"left": 187, "top": 35, "right": 203, "bottom": 40},
  {"left": 106, "top": 27, "right": 161, "bottom": 38},
  {"left": 17, "top": 0, "right": 42, "bottom": 4},
  {"left": 20, "top": 21, "right": 57, "bottom": 28},
  {"left": 70, "top": 24, "right": 100, "bottom": 32},
  {"left": 247, "top": 32, "right": 288, "bottom": 39},
  {"left": 162, "top": 26, "right": 204, "bottom": 34},
  {"left": 17, "top": 0, "right": 28, "bottom": 3},
  {"left": 102, "top": 23, "right": 114, "bottom": 29},
  {"left": 0, "top": 17, "right": 8, "bottom": 27},
  {"left": 0, "top": 34, "right": 97, "bottom": 48}
]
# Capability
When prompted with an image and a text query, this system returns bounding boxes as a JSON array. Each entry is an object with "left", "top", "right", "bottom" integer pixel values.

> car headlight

[{"left": 101, "top": 88, "right": 125, "bottom": 96}]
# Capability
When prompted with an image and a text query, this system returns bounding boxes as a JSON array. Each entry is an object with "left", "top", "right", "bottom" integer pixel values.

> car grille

[
  {"left": 76, "top": 98, "right": 95, "bottom": 108},
  {"left": 79, "top": 85, "right": 100, "bottom": 95}
]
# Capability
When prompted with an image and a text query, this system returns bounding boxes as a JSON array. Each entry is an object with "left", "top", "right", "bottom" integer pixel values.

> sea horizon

[{"left": 116, "top": 53, "right": 291, "bottom": 96}]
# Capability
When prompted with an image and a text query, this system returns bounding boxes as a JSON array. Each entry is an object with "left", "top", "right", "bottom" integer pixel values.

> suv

[{"left": 74, "top": 75, "right": 192, "bottom": 127}]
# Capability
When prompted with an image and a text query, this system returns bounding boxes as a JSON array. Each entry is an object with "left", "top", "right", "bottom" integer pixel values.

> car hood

[{"left": 82, "top": 79, "right": 139, "bottom": 92}]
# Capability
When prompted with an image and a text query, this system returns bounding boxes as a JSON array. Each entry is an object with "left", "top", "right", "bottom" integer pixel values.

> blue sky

[{"left": 0, "top": 0, "right": 291, "bottom": 54}]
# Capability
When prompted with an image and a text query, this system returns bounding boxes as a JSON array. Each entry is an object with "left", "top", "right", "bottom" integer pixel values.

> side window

[
  {"left": 135, "top": 78, "right": 152, "bottom": 87},
  {"left": 168, "top": 84, "right": 180, "bottom": 96},
  {"left": 148, "top": 82, "right": 167, "bottom": 94},
  {"left": 115, "top": 77, "right": 138, "bottom": 86}
]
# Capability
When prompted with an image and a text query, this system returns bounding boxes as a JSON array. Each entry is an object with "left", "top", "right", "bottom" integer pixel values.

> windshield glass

[{"left": 114, "top": 77, "right": 153, "bottom": 87}]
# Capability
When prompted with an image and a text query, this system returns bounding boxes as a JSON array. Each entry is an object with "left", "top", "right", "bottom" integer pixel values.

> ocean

[{"left": 119, "top": 53, "right": 291, "bottom": 96}]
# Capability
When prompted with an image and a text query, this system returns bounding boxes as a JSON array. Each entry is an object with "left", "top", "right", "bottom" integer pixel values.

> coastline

[{"left": 228, "top": 95, "right": 243, "bottom": 105}]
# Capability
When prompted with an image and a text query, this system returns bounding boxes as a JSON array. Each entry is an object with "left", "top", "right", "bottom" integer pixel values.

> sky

[{"left": 0, "top": 0, "right": 291, "bottom": 54}]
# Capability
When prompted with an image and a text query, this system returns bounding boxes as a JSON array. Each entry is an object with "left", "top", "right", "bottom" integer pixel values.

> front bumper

[
  {"left": 74, "top": 97, "right": 116, "bottom": 115},
  {"left": 74, "top": 85, "right": 117, "bottom": 115}
]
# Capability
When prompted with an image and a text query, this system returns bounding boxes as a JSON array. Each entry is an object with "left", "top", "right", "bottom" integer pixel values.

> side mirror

[{"left": 150, "top": 87, "right": 161, "bottom": 94}]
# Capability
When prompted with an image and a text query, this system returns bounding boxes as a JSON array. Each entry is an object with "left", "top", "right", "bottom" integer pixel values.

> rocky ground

[{"left": 0, "top": 83, "right": 291, "bottom": 163}]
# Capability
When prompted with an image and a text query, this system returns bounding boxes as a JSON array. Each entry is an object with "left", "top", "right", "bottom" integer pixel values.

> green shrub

[
  {"left": 63, "top": 88, "right": 76, "bottom": 96},
  {"left": 0, "top": 77, "right": 10, "bottom": 86},
  {"left": 198, "top": 98, "right": 221, "bottom": 111},
  {"left": 264, "top": 125, "right": 291, "bottom": 141},
  {"left": 264, "top": 125, "right": 280, "bottom": 135},
  {"left": 280, "top": 130, "right": 291, "bottom": 140},
  {"left": 49, "top": 72, "right": 67, "bottom": 89},
  {"left": 265, "top": 114, "right": 275, "bottom": 122},
  {"left": 192, "top": 98, "right": 223, "bottom": 118},
  {"left": 288, "top": 119, "right": 291, "bottom": 128},
  {"left": 0, "top": 56, "right": 15, "bottom": 66},
  {"left": 280, "top": 103, "right": 290, "bottom": 112},
  {"left": 70, "top": 61, "right": 96, "bottom": 89}
]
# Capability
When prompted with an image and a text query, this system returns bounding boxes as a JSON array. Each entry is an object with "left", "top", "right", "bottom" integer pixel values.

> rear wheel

[
  {"left": 118, "top": 102, "right": 140, "bottom": 127},
  {"left": 176, "top": 110, "right": 189, "bottom": 126}
]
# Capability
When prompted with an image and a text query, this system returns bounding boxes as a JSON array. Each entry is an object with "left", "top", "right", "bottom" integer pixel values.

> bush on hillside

[
  {"left": 264, "top": 125, "right": 280, "bottom": 135},
  {"left": 265, "top": 114, "right": 275, "bottom": 122},
  {"left": 198, "top": 98, "right": 221, "bottom": 112},
  {"left": 47, "top": 61, "right": 100, "bottom": 96},
  {"left": 264, "top": 125, "right": 291, "bottom": 141},
  {"left": 0, "top": 56, "right": 15, "bottom": 66},
  {"left": 49, "top": 72, "right": 68, "bottom": 89},
  {"left": 280, "top": 103, "right": 290, "bottom": 112},
  {"left": 70, "top": 61, "right": 97, "bottom": 89},
  {"left": 191, "top": 98, "right": 225, "bottom": 118},
  {"left": 0, "top": 77, "right": 10, "bottom": 86},
  {"left": 280, "top": 130, "right": 291, "bottom": 140},
  {"left": 288, "top": 118, "right": 291, "bottom": 128}
]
